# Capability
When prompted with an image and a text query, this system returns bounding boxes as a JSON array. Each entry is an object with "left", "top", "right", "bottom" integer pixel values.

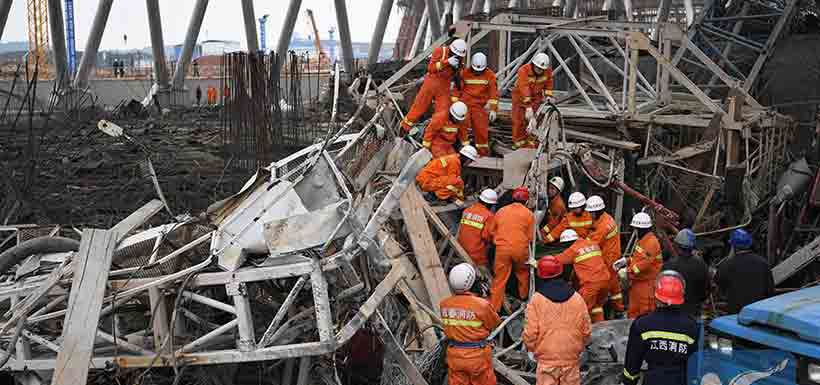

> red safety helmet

[
  {"left": 512, "top": 186, "right": 529, "bottom": 202},
  {"left": 537, "top": 256, "right": 562, "bottom": 279},
  {"left": 655, "top": 270, "right": 686, "bottom": 306}
]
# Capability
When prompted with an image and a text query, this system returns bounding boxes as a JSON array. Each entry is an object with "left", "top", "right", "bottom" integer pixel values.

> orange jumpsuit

[
  {"left": 441, "top": 293, "right": 501, "bottom": 385},
  {"left": 487, "top": 202, "right": 534, "bottom": 311},
  {"left": 588, "top": 212, "right": 624, "bottom": 312},
  {"left": 402, "top": 45, "right": 456, "bottom": 132},
  {"left": 523, "top": 290, "right": 591, "bottom": 385},
  {"left": 416, "top": 153, "right": 464, "bottom": 201},
  {"left": 452, "top": 68, "right": 499, "bottom": 156},
  {"left": 511, "top": 63, "right": 553, "bottom": 149},
  {"left": 423, "top": 110, "right": 470, "bottom": 158},
  {"left": 540, "top": 195, "right": 567, "bottom": 242},
  {"left": 207, "top": 86, "right": 217, "bottom": 104},
  {"left": 626, "top": 232, "right": 663, "bottom": 319},
  {"left": 554, "top": 239, "right": 610, "bottom": 322},
  {"left": 543, "top": 211, "right": 593, "bottom": 243},
  {"left": 458, "top": 203, "right": 495, "bottom": 267}
]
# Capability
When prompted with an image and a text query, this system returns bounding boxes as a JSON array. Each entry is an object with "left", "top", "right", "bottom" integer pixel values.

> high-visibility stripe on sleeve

[
  {"left": 403, "top": 117, "right": 415, "bottom": 126},
  {"left": 542, "top": 225, "right": 551, "bottom": 233},
  {"left": 451, "top": 96, "right": 460, "bottom": 102},
  {"left": 443, "top": 318, "right": 483, "bottom": 327},
  {"left": 439, "top": 158, "right": 448, "bottom": 167},
  {"left": 575, "top": 250, "right": 602, "bottom": 264},
  {"left": 610, "top": 293, "right": 623, "bottom": 301},
  {"left": 591, "top": 307, "right": 604, "bottom": 314},
  {"left": 423, "top": 141, "right": 431, "bottom": 147},
  {"left": 655, "top": 255, "right": 663, "bottom": 260},
  {"left": 436, "top": 62, "right": 443, "bottom": 71},
  {"left": 635, "top": 245, "right": 645, "bottom": 254},
  {"left": 632, "top": 265, "right": 641, "bottom": 274},
  {"left": 623, "top": 369, "right": 640, "bottom": 381},
  {"left": 527, "top": 77, "right": 536, "bottom": 83},
  {"left": 641, "top": 331, "right": 695, "bottom": 344},
  {"left": 476, "top": 143, "right": 489, "bottom": 148},
  {"left": 606, "top": 228, "right": 618, "bottom": 239},
  {"left": 569, "top": 220, "right": 593, "bottom": 228},
  {"left": 488, "top": 99, "right": 498, "bottom": 105},
  {"left": 461, "top": 219, "right": 485, "bottom": 229},
  {"left": 443, "top": 126, "right": 459, "bottom": 133},
  {"left": 446, "top": 185, "right": 460, "bottom": 192},
  {"left": 536, "top": 76, "right": 548, "bottom": 83},
  {"left": 523, "top": 96, "right": 532, "bottom": 102},
  {"left": 545, "top": 233, "right": 555, "bottom": 242}
]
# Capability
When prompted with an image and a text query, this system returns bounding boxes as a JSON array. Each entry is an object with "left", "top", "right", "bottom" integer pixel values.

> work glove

[
  {"left": 453, "top": 199, "right": 465, "bottom": 207},
  {"left": 447, "top": 56, "right": 460, "bottom": 68},
  {"left": 525, "top": 107, "right": 534, "bottom": 121},
  {"left": 526, "top": 258, "right": 538, "bottom": 268},
  {"left": 612, "top": 257, "right": 627, "bottom": 270},
  {"left": 545, "top": 96, "right": 555, "bottom": 105},
  {"left": 489, "top": 110, "right": 497, "bottom": 123},
  {"left": 618, "top": 268, "right": 628, "bottom": 281}
]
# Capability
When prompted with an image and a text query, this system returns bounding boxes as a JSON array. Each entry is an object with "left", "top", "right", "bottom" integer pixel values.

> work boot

[{"left": 424, "top": 192, "right": 438, "bottom": 202}]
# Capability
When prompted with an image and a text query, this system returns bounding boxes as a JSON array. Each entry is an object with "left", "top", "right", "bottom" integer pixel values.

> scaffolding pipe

[
  {"left": 146, "top": 0, "right": 169, "bottom": 88},
  {"left": 426, "top": 0, "right": 443, "bottom": 40},
  {"left": 171, "top": 0, "right": 208, "bottom": 88},
  {"left": 470, "top": 0, "right": 483, "bottom": 14},
  {"left": 275, "top": 0, "right": 302, "bottom": 73},
  {"left": 368, "top": 0, "right": 394, "bottom": 66},
  {"left": 240, "top": 0, "right": 259, "bottom": 53},
  {"left": 73, "top": 0, "right": 113, "bottom": 89},
  {"left": 453, "top": 0, "right": 465, "bottom": 21},
  {"left": 334, "top": 0, "right": 355, "bottom": 76},
  {"left": 47, "top": 0, "right": 69, "bottom": 87}
]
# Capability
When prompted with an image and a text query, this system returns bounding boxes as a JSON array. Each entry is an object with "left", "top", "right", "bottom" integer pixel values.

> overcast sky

[{"left": 2, "top": 0, "right": 403, "bottom": 50}]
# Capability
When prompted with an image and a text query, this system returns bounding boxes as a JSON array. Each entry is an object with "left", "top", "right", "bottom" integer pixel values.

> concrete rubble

[{"left": 0, "top": 7, "right": 819, "bottom": 385}]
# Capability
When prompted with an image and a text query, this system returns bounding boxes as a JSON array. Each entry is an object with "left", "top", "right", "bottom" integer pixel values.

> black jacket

[
  {"left": 534, "top": 278, "right": 575, "bottom": 303},
  {"left": 663, "top": 253, "right": 709, "bottom": 317},
  {"left": 622, "top": 307, "right": 699, "bottom": 385},
  {"left": 716, "top": 250, "right": 774, "bottom": 314}
]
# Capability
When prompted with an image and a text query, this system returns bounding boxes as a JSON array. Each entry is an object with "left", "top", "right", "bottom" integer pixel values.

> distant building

[
  {"left": 287, "top": 36, "right": 395, "bottom": 62},
  {"left": 201, "top": 40, "right": 241, "bottom": 56}
]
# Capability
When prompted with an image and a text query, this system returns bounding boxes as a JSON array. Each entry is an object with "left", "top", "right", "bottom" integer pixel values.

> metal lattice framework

[{"left": 26, "top": 0, "right": 49, "bottom": 78}]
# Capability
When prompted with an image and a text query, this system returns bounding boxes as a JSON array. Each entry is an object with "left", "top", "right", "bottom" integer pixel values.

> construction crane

[
  {"left": 65, "top": 0, "right": 76, "bottom": 76},
  {"left": 26, "top": 0, "right": 50, "bottom": 77},
  {"left": 305, "top": 9, "right": 328, "bottom": 61},
  {"left": 258, "top": 14, "right": 269, "bottom": 52}
]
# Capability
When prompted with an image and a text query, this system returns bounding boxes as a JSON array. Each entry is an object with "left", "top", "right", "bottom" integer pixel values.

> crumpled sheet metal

[{"left": 263, "top": 196, "right": 374, "bottom": 256}]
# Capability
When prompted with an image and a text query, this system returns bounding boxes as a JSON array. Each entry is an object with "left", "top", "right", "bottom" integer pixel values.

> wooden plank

[
  {"left": 565, "top": 129, "right": 641, "bottom": 151},
  {"left": 110, "top": 200, "right": 164, "bottom": 242},
  {"left": 399, "top": 186, "right": 451, "bottom": 313},
  {"left": 51, "top": 229, "right": 118, "bottom": 385}
]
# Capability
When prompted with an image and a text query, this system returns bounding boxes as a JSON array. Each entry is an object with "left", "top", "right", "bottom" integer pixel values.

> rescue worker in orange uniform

[
  {"left": 441, "top": 263, "right": 501, "bottom": 385},
  {"left": 401, "top": 39, "right": 468, "bottom": 133},
  {"left": 523, "top": 256, "right": 591, "bottom": 385},
  {"left": 487, "top": 186, "right": 534, "bottom": 311},
  {"left": 550, "top": 229, "right": 610, "bottom": 322},
  {"left": 423, "top": 101, "right": 471, "bottom": 158},
  {"left": 416, "top": 145, "right": 478, "bottom": 202},
  {"left": 452, "top": 52, "right": 498, "bottom": 156},
  {"left": 585, "top": 195, "right": 625, "bottom": 317},
  {"left": 539, "top": 176, "right": 566, "bottom": 240},
  {"left": 511, "top": 53, "right": 554, "bottom": 149},
  {"left": 613, "top": 212, "right": 663, "bottom": 319},
  {"left": 458, "top": 189, "right": 498, "bottom": 268},
  {"left": 543, "top": 192, "right": 593, "bottom": 243}
]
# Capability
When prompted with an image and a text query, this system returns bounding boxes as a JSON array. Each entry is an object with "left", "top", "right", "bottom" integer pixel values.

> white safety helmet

[
  {"left": 567, "top": 192, "right": 587, "bottom": 209},
  {"left": 471, "top": 52, "right": 487, "bottom": 72},
  {"left": 459, "top": 145, "right": 478, "bottom": 161},
  {"left": 449, "top": 263, "right": 476, "bottom": 293},
  {"left": 559, "top": 229, "right": 579, "bottom": 243},
  {"left": 450, "top": 101, "right": 468, "bottom": 121},
  {"left": 479, "top": 189, "right": 498, "bottom": 204},
  {"left": 549, "top": 176, "right": 565, "bottom": 192},
  {"left": 532, "top": 52, "right": 550, "bottom": 70},
  {"left": 585, "top": 195, "right": 605, "bottom": 212},
  {"left": 631, "top": 212, "right": 653, "bottom": 229},
  {"left": 450, "top": 39, "right": 467, "bottom": 58}
]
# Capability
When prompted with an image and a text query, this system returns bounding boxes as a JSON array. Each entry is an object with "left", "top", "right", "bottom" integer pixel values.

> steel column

[
  {"left": 334, "top": 0, "right": 355, "bottom": 76},
  {"left": 0, "top": 0, "right": 11, "bottom": 41},
  {"left": 368, "top": 0, "right": 394, "bottom": 66},
  {"left": 470, "top": 0, "right": 483, "bottom": 14},
  {"left": 73, "top": 0, "right": 113, "bottom": 89},
  {"left": 426, "top": 0, "right": 443, "bottom": 39},
  {"left": 172, "top": 0, "right": 209, "bottom": 89},
  {"left": 454, "top": 0, "right": 465, "bottom": 21},
  {"left": 408, "top": 5, "right": 429, "bottom": 59},
  {"left": 146, "top": 0, "right": 170, "bottom": 88},
  {"left": 47, "top": 0, "right": 69, "bottom": 87},
  {"left": 275, "top": 0, "right": 302, "bottom": 72},
  {"left": 240, "top": 0, "right": 259, "bottom": 53}
]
